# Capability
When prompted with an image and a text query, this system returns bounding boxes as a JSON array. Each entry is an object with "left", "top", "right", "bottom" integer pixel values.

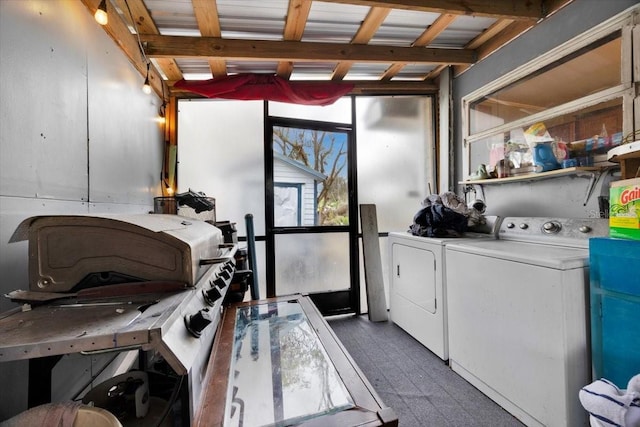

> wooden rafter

[
  {"left": 114, "top": 0, "right": 183, "bottom": 83},
  {"left": 277, "top": 0, "right": 313, "bottom": 79},
  {"left": 451, "top": 0, "right": 574, "bottom": 76},
  {"left": 141, "top": 34, "right": 476, "bottom": 65},
  {"left": 381, "top": 12, "right": 457, "bottom": 81},
  {"left": 82, "top": 0, "right": 576, "bottom": 96},
  {"left": 170, "top": 79, "right": 438, "bottom": 97},
  {"left": 331, "top": 6, "right": 391, "bottom": 80},
  {"left": 193, "top": 0, "right": 227, "bottom": 78},
  {"left": 317, "top": 0, "right": 543, "bottom": 20},
  {"left": 465, "top": 19, "right": 514, "bottom": 49},
  {"left": 80, "top": 0, "right": 166, "bottom": 96},
  {"left": 423, "top": 18, "right": 513, "bottom": 81}
]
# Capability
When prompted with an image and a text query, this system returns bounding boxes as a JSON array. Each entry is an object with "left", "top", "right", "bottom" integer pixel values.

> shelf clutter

[{"left": 459, "top": 166, "right": 603, "bottom": 185}]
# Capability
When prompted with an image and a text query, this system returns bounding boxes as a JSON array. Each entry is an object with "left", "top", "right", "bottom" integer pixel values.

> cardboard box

[{"left": 609, "top": 178, "right": 640, "bottom": 240}]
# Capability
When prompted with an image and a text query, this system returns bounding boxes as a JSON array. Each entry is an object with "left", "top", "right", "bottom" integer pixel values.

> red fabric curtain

[{"left": 173, "top": 74, "right": 354, "bottom": 106}]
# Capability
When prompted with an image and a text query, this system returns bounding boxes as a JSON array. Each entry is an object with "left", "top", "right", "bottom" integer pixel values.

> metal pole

[{"left": 244, "top": 213, "right": 259, "bottom": 300}]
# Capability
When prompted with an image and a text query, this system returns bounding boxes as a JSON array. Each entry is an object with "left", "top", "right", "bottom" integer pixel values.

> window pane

[
  {"left": 274, "top": 184, "right": 301, "bottom": 226},
  {"left": 268, "top": 98, "right": 352, "bottom": 124},
  {"left": 470, "top": 36, "right": 622, "bottom": 134},
  {"left": 275, "top": 233, "right": 350, "bottom": 295},
  {"left": 273, "top": 126, "right": 349, "bottom": 226},
  {"left": 355, "top": 96, "right": 435, "bottom": 232},
  {"left": 468, "top": 98, "right": 624, "bottom": 178},
  {"left": 177, "top": 100, "right": 265, "bottom": 236}
]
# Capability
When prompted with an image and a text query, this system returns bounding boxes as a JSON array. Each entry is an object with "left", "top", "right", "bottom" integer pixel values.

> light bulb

[
  {"left": 94, "top": 0, "right": 108, "bottom": 25},
  {"left": 142, "top": 77, "right": 152, "bottom": 94}
]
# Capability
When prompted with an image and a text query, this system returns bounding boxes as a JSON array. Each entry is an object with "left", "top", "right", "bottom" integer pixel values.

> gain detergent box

[{"left": 610, "top": 178, "right": 640, "bottom": 240}]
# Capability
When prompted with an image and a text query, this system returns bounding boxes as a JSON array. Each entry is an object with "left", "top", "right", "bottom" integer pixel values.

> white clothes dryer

[{"left": 387, "top": 217, "right": 499, "bottom": 361}]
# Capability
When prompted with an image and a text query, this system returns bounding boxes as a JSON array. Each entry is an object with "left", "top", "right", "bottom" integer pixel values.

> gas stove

[{"left": 0, "top": 214, "right": 239, "bottom": 424}]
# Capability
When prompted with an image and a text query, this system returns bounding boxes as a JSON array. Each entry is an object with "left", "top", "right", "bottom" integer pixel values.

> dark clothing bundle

[{"left": 409, "top": 204, "right": 468, "bottom": 238}]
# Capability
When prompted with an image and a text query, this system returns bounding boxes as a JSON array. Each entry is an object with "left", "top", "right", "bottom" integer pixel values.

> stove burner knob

[
  {"left": 185, "top": 308, "right": 212, "bottom": 338},
  {"left": 224, "top": 262, "right": 234, "bottom": 271},
  {"left": 579, "top": 225, "right": 592, "bottom": 233},
  {"left": 519, "top": 223, "right": 528, "bottom": 229},
  {"left": 219, "top": 270, "right": 232, "bottom": 280},
  {"left": 213, "top": 277, "right": 226, "bottom": 289},
  {"left": 543, "top": 221, "right": 561, "bottom": 234},
  {"left": 203, "top": 287, "right": 222, "bottom": 305}
]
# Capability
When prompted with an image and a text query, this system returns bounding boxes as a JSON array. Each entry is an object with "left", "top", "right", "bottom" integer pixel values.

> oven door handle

[{"left": 199, "top": 244, "right": 238, "bottom": 265}]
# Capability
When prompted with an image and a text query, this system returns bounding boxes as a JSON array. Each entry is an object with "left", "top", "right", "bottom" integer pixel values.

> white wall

[{"left": 0, "top": 0, "right": 164, "bottom": 420}]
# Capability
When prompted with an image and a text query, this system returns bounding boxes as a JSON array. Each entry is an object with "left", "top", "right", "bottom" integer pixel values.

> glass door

[{"left": 265, "top": 116, "right": 358, "bottom": 316}]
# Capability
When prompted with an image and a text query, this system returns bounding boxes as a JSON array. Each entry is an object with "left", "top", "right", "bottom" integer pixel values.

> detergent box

[{"left": 609, "top": 178, "right": 640, "bottom": 240}]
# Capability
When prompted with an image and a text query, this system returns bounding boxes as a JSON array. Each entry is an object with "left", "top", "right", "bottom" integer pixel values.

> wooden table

[{"left": 195, "top": 294, "right": 398, "bottom": 427}]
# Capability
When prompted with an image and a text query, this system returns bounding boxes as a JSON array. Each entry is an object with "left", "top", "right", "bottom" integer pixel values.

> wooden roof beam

[
  {"left": 169, "top": 79, "right": 439, "bottom": 98},
  {"left": 81, "top": 0, "right": 167, "bottom": 97},
  {"left": 381, "top": 12, "right": 457, "bottom": 81},
  {"left": 277, "top": 0, "right": 313, "bottom": 79},
  {"left": 193, "top": 0, "right": 227, "bottom": 78},
  {"left": 141, "top": 34, "right": 476, "bottom": 65},
  {"left": 113, "top": 0, "right": 183, "bottom": 83},
  {"left": 317, "top": 0, "right": 543, "bottom": 20},
  {"left": 452, "top": 0, "right": 574, "bottom": 76},
  {"left": 331, "top": 6, "right": 391, "bottom": 80}
]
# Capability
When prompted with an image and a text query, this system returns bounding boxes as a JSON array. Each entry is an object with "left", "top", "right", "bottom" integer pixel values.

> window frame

[{"left": 461, "top": 6, "right": 639, "bottom": 178}]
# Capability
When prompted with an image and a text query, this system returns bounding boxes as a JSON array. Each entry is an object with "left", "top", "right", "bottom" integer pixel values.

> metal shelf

[{"left": 459, "top": 166, "right": 603, "bottom": 185}]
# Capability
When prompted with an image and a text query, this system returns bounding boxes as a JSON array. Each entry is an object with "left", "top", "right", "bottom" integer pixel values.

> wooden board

[{"left": 359, "top": 204, "right": 388, "bottom": 322}]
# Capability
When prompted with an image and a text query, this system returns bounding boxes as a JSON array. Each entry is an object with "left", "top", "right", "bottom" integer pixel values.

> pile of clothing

[{"left": 409, "top": 192, "right": 486, "bottom": 238}]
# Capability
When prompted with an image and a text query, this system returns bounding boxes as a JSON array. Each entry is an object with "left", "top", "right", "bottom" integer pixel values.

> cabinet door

[{"left": 392, "top": 243, "right": 436, "bottom": 313}]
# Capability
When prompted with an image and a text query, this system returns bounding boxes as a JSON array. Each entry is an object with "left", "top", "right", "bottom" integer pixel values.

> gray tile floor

[{"left": 327, "top": 315, "right": 525, "bottom": 427}]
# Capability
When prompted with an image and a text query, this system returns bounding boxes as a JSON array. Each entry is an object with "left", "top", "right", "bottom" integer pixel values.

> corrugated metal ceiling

[{"left": 88, "top": 0, "right": 573, "bottom": 97}]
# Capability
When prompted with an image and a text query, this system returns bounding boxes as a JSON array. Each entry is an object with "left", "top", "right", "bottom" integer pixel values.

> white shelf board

[{"left": 459, "top": 167, "right": 603, "bottom": 185}]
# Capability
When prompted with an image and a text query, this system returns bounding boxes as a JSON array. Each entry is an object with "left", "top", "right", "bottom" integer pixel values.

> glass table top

[{"left": 224, "top": 300, "right": 354, "bottom": 427}]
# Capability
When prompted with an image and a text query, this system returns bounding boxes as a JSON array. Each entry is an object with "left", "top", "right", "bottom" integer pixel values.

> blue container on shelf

[
  {"left": 589, "top": 237, "right": 640, "bottom": 388},
  {"left": 533, "top": 142, "right": 561, "bottom": 172}
]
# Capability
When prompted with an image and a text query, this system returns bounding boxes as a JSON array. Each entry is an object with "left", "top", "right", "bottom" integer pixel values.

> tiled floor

[{"left": 327, "top": 315, "right": 525, "bottom": 427}]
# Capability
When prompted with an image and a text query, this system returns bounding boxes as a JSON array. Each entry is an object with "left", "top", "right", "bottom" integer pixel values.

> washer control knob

[
  {"left": 203, "top": 287, "right": 222, "bottom": 305},
  {"left": 543, "top": 221, "right": 561, "bottom": 234},
  {"left": 519, "top": 223, "right": 528, "bottom": 230},
  {"left": 185, "top": 308, "right": 212, "bottom": 338},
  {"left": 506, "top": 222, "right": 515, "bottom": 229},
  {"left": 579, "top": 225, "right": 592, "bottom": 233}
]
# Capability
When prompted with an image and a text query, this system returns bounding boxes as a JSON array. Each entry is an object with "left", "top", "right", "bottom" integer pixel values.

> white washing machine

[
  {"left": 445, "top": 217, "right": 609, "bottom": 427},
  {"left": 388, "top": 217, "right": 499, "bottom": 361}
]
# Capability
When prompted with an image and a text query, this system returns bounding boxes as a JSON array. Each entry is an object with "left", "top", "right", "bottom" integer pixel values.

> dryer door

[
  {"left": 391, "top": 243, "right": 436, "bottom": 313},
  {"left": 389, "top": 237, "right": 447, "bottom": 360}
]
